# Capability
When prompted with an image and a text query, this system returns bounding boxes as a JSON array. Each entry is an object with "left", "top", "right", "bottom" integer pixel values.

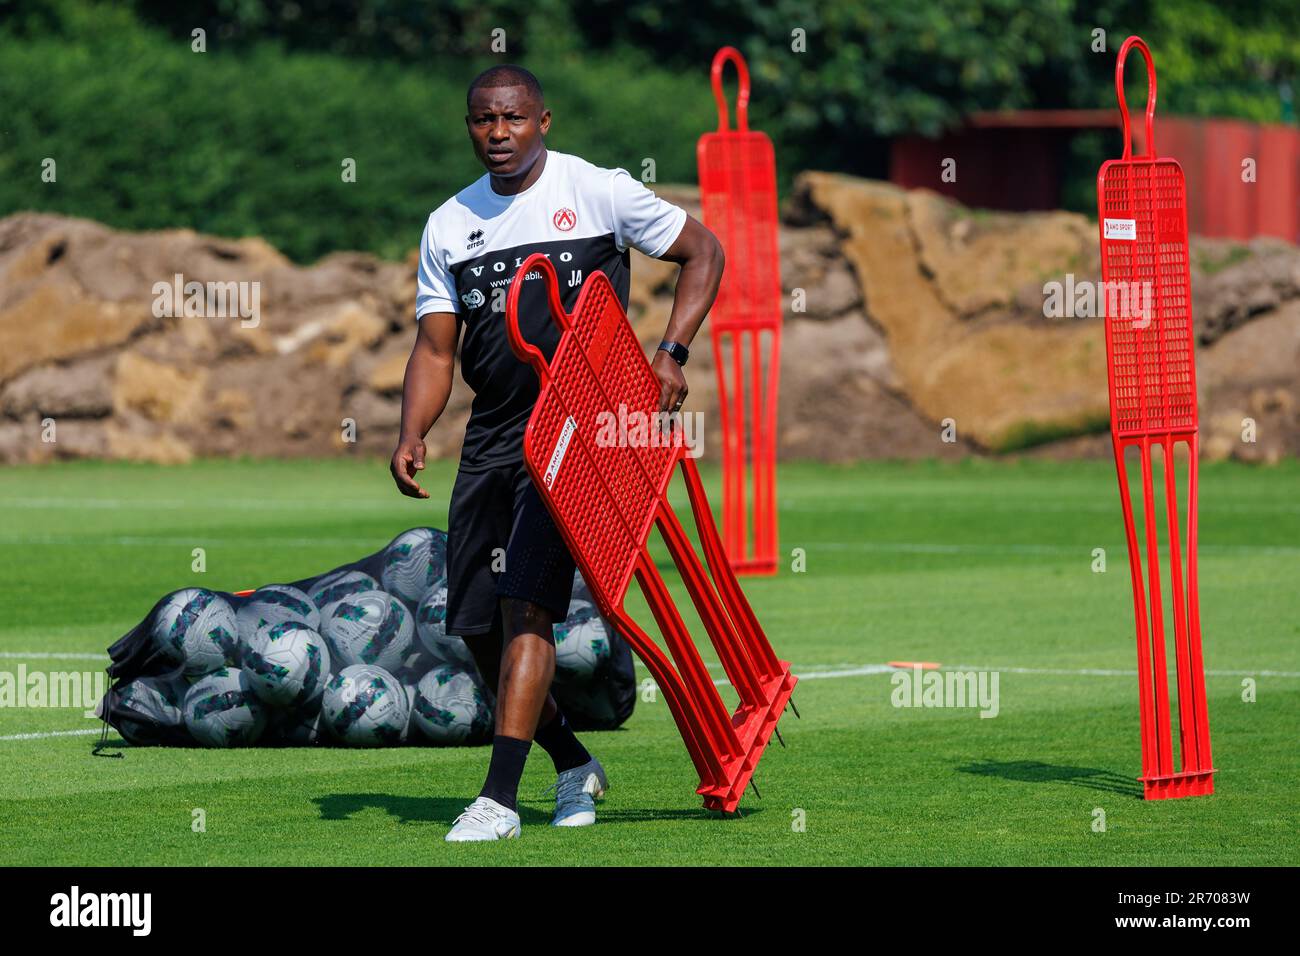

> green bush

[
  {"left": 1, "top": 0, "right": 1295, "bottom": 260},
  {"left": 0, "top": 2, "right": 713, "bottom": 262}
]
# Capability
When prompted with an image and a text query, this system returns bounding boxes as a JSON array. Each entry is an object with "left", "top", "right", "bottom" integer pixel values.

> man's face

[{"left": 465, "top": 85, "right": 550, "bottom": 179}]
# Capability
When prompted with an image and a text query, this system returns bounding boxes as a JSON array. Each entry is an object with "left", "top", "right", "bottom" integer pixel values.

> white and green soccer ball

[
  {"left": 243, "top": 619, "right": 331, "bottom": 707},
  {"left": 572, "top": 568, "right": 594, "bottom": 604},
  {"left": 309, "top": 569, "right": 380, "bottom": 611},
  {"left": 410, "top": 665, "right": 492, "bottom": 745},
  {"left": 183, "top": 667, "right": 268, "bottom": 747},
  {"left": 554, "top": 601, "right": 611, "bottom": 684},
  {"left": 320, "top": 590, "right": 414, "bottom": 672},
  {"left": 236, "top": 584, "right": 319, "bottom": 638},
  {"left": 381, "top": 528, "right": 447, "bottom": 606},
  {"left": 321, "top": 664, "right": 408, "bottom": 747},
  {"left": 151, "top": 588, "right": 242, "bottom": 680},
  {"left": 115, "top": 675, "right": 187, "bottom": 745},
  {"left": 415, "top": 585, "right": 474, "bottom": 669}
]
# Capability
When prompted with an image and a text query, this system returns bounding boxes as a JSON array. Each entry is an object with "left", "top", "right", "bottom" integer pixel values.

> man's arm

[
  {"left": 653, "top": 215, "right": 725, "bottom": 412},
  {"left": 390, "top": 312, "right": 459, "bottom": 499}
]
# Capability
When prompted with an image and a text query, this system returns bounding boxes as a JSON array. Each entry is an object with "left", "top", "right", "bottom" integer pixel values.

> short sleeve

[
  {"left": 416, "top": 215, "right": 458, "bottom": 319},
  {"left": 609, "top": 169, "right": 687, "bottom": 258}
]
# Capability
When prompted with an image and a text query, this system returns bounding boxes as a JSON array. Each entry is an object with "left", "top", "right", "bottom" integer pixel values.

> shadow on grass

[
  {"left": 313, "top": 793, "right": 758, "bottom": 827},
  {"left": 565, "top": 806, "right": 765, "bottom": 824},
  {"left": 958, "top": 760, "right": 1142, "bottom": 798},
  {"left": 314, "top": 793, "right": 558, "bottom": 826}
]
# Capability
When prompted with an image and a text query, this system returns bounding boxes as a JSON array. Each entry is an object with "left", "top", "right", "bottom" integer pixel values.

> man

[{"left": 390, "top": 64, "right": 723, "bottom": 842}]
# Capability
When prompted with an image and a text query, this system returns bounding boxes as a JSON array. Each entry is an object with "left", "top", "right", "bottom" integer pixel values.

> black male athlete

[{"left": 391, "top": 65, "right": 723, "bottom": 841}]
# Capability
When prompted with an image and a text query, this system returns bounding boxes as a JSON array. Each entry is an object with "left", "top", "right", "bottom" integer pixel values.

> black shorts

[{"left": 445, "top": 459, "right": 576, "bottom": 637}]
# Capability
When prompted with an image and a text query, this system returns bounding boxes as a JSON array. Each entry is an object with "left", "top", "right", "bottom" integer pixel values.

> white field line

[
  {"left": 628, "top": 660, "right": 1300, "bottom": 685},
  {"left": 781, "top": 501, "right": 1300, "bottom": 517},
  {"left": 814, "top": 541, "right": 1300, "bottom": 556},
  {"left": 0, "top": 728, "right": 102, "bottom": 741},
  {"left": 2, "top": 535, "right": 1294, "bottom": 557},
  {"left": 0, "top": 497, "right": 446, "bottom": 512},
  {"left": 0, "top": 651, "right": 110, "bottom": 661},
  {"left": 4, "top": 651, "right": 1292, "bottom": 677},
  {"left": 6, "top": 494, "right": 1298, "bottom": 517},
  {"left": 0, "top": 534, "right": 390, "bottom": 548},
  {"left": 5, "top": 659, "right": 1296, "bottom": 742}
]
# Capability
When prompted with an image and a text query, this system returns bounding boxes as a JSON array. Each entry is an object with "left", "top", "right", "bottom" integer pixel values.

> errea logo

[
  {"left": 466, "top": 229, "right": 485, "bottom": 250},
  {"left": 50, "top": 886, "right": 152, "bottom": 936}
]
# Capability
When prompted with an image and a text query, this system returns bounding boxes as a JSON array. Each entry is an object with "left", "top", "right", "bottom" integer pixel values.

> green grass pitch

[{"left": 0, "top": 456, "right": 1296, "bottom": 866}]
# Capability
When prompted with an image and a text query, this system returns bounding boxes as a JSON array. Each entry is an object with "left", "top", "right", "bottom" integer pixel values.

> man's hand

[
  {"left": 653, "top": 350, "right": 688, "bottom": 413},
  {"left": 391, "top": 435, "right": 430, "bottom": 499},
  {"left": 654, "top": 215, "right": 724, "bottom": 413},
  {"left": 390, "top": 311, "right": 457, "bottom": 500}
]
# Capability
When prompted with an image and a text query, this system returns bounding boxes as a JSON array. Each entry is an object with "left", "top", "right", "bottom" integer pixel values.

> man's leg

[
  {"left": 443, "top": 466, "right": 526, "bottom": 842},
  {"left": 463, "top": 609, "right": 589, "bottom": 776},
  {"left": 492, "top": 466, "right": 605, "bottom": 826},
  {"left": 476, "top": 597, "right": 555, "bottom": 810}
]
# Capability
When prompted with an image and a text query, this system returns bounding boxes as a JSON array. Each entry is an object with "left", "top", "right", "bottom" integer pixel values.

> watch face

[{"left": 661, "top": 342, "right": 688, "bottom": 365}]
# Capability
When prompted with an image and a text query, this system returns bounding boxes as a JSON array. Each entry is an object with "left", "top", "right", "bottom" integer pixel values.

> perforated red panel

[
  {"left": 1099, "top": 160, "right": 1197, "bottom": 437},
  {"left": 1097, "top": 36, "right": 1213, "bottom": 801},
  {"left": 515, "top": 268, "right": 679, "bottom": 613},
  {"left": 698, "top": 140, "right": 781, "bottom": 336},
  {"left": 697, "top": 47, "right": 782, "bottom": 575},
  {"left": 505, "top": 253, "right": 796, "bottom": 812}
]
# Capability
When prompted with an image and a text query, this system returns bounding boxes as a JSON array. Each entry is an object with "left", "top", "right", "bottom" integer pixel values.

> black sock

[
  {"left": 533, "top": 710, "right": 591, "bottom": 774},
  {"left": 479, "top": 735, "right": 532, "bottom": 812}
]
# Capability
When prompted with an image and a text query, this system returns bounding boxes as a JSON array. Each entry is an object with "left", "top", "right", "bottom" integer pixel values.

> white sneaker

[
  {"left": 548, "top": 757, "right": 608, "bottom": 828},
  {"left": 445, "top": 796, "right": 521, "bottom": 842}
]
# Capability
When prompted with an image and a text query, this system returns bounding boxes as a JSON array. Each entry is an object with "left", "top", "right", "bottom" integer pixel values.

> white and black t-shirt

[{"left": 416, "top": 149, "right": 687, "bottom": 471}]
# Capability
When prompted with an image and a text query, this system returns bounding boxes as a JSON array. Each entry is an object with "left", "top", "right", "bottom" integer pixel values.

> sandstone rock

[
  {"left": 0, "top": 416, "right": 115, "bottom": 463},
  {"left": 341, "top": 389, "right": 404, "bottom": 448},
  {"left": 1, "top": 353, "right": 115, "bottom": 419},
  {"left": 113, "top": 353, "right": 208, "bottom": 424},
  {"left": 367, "top": 351, "right": 409, "bottom": 395},
  {"left": 209, "top": 388, "right": 254, "bottom": 432},
  {"left": 2, "top": 184, "right": 1297, "bottom": 466},
  {"left": 304, "top": 303, "right": 388, "bottom": 367},
  {"left": 795, "top": 173, "right": 1111, "bottom": 451},
  {"left": 1194, "top": 238, "right": 1300, "bottom": 345},
  {"left": 0, "top": 284, "right": 159, "bottom": 383},
  {"left": 907, "top": 190, "right": 1094, "bottom": 318},
  {"left": 0, "top": 419, "right": 38, "bottom": 463},
  {"left": 105, "top": 420, "right": 194, "bottom": 464}
]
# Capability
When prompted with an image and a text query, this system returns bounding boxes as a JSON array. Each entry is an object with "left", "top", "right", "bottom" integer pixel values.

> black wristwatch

[{"left": 657, "top": 340, "right": 690, "bottom": 367}]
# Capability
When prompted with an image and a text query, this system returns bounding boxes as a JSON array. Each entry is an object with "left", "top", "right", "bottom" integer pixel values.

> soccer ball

[
  {"left": 410, "top": 665, "right": 492, "bottom": 745},
  {"left": 115, "top": 675, "right": 187, "bottom": 745},
  {"left": 415, "top": 585, "right": 474, "bottom": 669},
  {"left": 572, "top": 568, "right": 594, "bottom": 604},
  {"left": 554, "top": 602, "right": 611, "bottom": 684},
  {"left": 309, "top": 569, "right": 380, "bottom": 610},
  {"left": 381, "top": 528, "right": 447, "bottom": 605},
  {"left": 151, "top": 588, "right": 242, "bottom": 680},
  {"left": 183, "top": 667, "right": 267, "bottom": 747},
  {"left": 320, "top": 590, "right": 414, "bottom": 672},
  {"left": 236, "top": 584, "right": 319, "bottom": 637},
  {"left": 321, "top": 664, "right": 408, "bottom": 747},
  {"left": 243, "top": 619, "right": 331, "bottom": 707}
]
